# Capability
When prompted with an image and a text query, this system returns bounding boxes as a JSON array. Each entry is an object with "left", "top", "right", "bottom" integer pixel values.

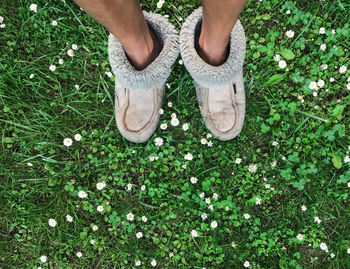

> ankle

[{"left": 198, "top": 31, "right": 230, "bottom": 66}]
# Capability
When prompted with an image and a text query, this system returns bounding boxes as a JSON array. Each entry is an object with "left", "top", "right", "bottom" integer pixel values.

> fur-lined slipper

[
  {"left": 180, "top": 7, "right": 246, "bottom": 141},
  {"left": 108, "top": 11, "right": 179, "bottom": 143}
]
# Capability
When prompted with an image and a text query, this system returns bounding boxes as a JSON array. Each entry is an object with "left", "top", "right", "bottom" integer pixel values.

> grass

[{"left": 1, "top": 0, "right": 350, "bottom": 268}]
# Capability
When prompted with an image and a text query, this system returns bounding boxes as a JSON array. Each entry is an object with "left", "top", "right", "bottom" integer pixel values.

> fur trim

[
  {"left": 108, "top": 11, "right": 179, "bottom": 91},
  {"left": 179, "top": 7, "right": 246, "bottom": 88}
]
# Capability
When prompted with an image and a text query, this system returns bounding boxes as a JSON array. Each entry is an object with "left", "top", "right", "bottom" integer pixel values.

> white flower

[
  {"left": 89, "top": 239, "right": 95, "bottom": 245},
  {"left": 136, "top": 232, "right": 143, "bottom": 238},
  {"left": 96, "top": 181, "right": 106, "bottom": 190},
  {"left": 314, "top": 217, "right": 321, "bottom": 224},
  {"left": 309, "top": 81, "right": 317, "bottom": 89},
  {"left": 74, "top": 133, "right": 81, "bottom": 141},
  {"left": 211, "top": 221, "right": 218, "bottom": 228},
  {"left": 184, "top": 152, "right": 193, "bottom": 160},
  {"left": 347, "top": 248, "right": 350, "bottom": 254},
  {"left": 182, "top": 123, "right": 189, "bottom": 131},
  {"left": 248, "top": 164, "right": 257, "bottom": 173},
  {"left": 166, "top": 83, "right": 171, "bottom": 89},
  {"left": 317, "top": 80, "right": 325, "bottom": 87},
  {"left": 76, "top": 252, "right": 82, "bottom": 258},
  {"left": 0, "top": 16, "right": 3, "bottom": 23},
  {"left": 142, "top": 216, "right": 148, "bottom": 222},
  {"left": 105, "top": 71, "right": 112, "bottom": 77},
  {"left": 207, "top": 133, "right": 212, "bottom": 138},
  {"left": 256, "top": 198, "right": 262, "bottom": 205},
  {"left": 205, "top": 198, "right": 211, "bottom": 204},
  {"left": 225, "top": 206, "right": 229, "bottom": 211},
  {"left": 279, "top": 60, "right": 287, "bottom": 69},
  {"left": 347, "top": 182, "right": 350, "bottom": 188},
  {"left": 156, "top": 1, "right": 164, "bottom": 8},
  {"left": 235, "top": 158, "right": 242, "bottom": 164},
  {"left": 167, "top": 102, "right": 172, "bottom": 107},
  {"left": 296, "top": 234, "right": 304, "bottom": 240},
  {"left": 91, "top": 224, "right": 98, "bottom": 231},
  {"left": 272, "top": 141, "right": 278, "bottom": 146},
  {"left": 171, "top": 113, "right": 177, "bottom": 118},
  {"left": 265, "top": 184, "right": 271, "bottom": 189},
  {"left": 286, "top": 10, "right": 291, "bottom": 14},
  {"left": 320, "top": 242, "right": 328, "bottom": 251},
  {"left": 313, "top": 91, "right": 318, "bottom": 97},
  {"left": 190, "top": 177, "right": 198, "bottom": 184},
  {"left": 72, "top": 44, "right": 78, "bottom": 50},
  {"left": 27, "top": 162, "right": 33, "bottom": 166},
  {"left": 63, "top": 137, "right": 73, "bottom": 146},
  {"left": 330, "top": 253, "right": 335, "bottom": 258},
  {"left": 135, "top": 260, "right": 141, "bottom": 266},
  {"left": 201, "top": 213, "right": 207, "bottom": 220},
  {"left": 339, "top": 65, "right": 347, "bottom": 74},
  {"left": 29, "top": 74, "right": 35, "bottom": 79},
  {"left": 201, "top": 138, "right": 207, "bottom": 144},
  {"left": 0, "top": 24, "right": 5, "bottom": 29},
  {"left": 127, "top": 212, "right": 134, "bottom": 221},
  {"left": 244, "top": 261, "right": 250, "bottom": 268},
  {"left": 200, "top": 192, "right": 205, "bottom": 198},
  {"left": 208, "top": 205, "right": 214, "bottom": 211},
  {"left": 285, "top": 30, "right": 295, "bottom": 38},
  {"left": 78, "top": 190, "right": 87, "bottom": 198},
  {"left": 67, "top": 49, "right": 74, "bottom": 57},
  {"left": 160, "top": 123, "right": 167, "bottom": 130},
  {"left": 332, "top": 29, "right": 336, "bottom": 35},
  {"left": 141, "top": 185, "right": 146, "bottom": 191},
  {"left": 347, "top": 83, "right": 350, "bottom": 90},
  {"left": 207, "top": 141, "right": 213, "bottom": 147},
  {"left": 212, "top": 193, "right": 218, "bottom": 199},
  {"left": 191, "top": 230, "right": 199, "bottom": 237},
  {"left": 321, "top": 64, "right": 328, "bottom": 70},
  {"left": 51, "top": 20, "right": 58, "bottom": 26},
  {"left": 301, "top": 205, "right": 307, "bottom": 211},
  {"left": 344, "top": 156, "right": 350, "bottom": 163},
  {"left": 58, "top": 59, "right": 64, "bottom": 65},
  {"left": 97, "top": 205, "right": 104, "bottom": 212},
  {"left": 49, "top": 65, "right": 56, "bottom": 71},
  {"left": 30, "top": 4, "right": 38, "bottom": 13},
  {"left": 74, "top": 85, "right": 79, "bottom": 89},
  {"left": 127, "top": 183, "right": 133, "bottom": 191},
  {"left": 66, "top": 215, "right": 73, "bottom": 222},
  {"left": 151, "top": 259, "right": 157, "bottom": 267},
  {"left": 330, "top": 77, "right": 335, "bottom": 82},
  {"left": 178, "top": 59, "right": 183, "bottom": 65},
  {"left": 244, "top": 213, "right": 250, "bottom": 219},
  {"left": 154, "top": 137, "right": 163, "bottom": 147},
  {"left": 170, "top": 117, "right": 179, "bottom": 126},
  {"left": 48, "top": 218, "right": 57, "bottom": 227},
  {"left": 273, "top": 54, "right": 281, "bottom": 62},
  {"left": 319, "top": 27, "right": 326, "bottom": 34},
  {"left": 159, "top": 108, "right": 164, "bottom": 114},
  {"left": 320, "top": 44, "right": 327, "bottom": 51},
  {"left": 182, "top": 164, "right": 187, "bottom": 169},
  {"left": 40, "top": 255, "right": 47, "bottom": 263}
]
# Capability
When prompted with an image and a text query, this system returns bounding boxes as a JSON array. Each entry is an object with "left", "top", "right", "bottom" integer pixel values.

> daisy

[
  {"left": 160, "top": 123, "right": 167, "bottom": 130},
  {"left": 149, "top": 155, "right": 155, "bottom": 161},
  {"left": 319, "top": 27, "right": 326, "bottom": 34},
  {"left": 78, "top": 190, "right": 87, "bottom": 198},
  {"left": 205, "top": 198, "right": 211, "bottom": 204},
  {"left": 279, "top": 60, "right": 287, "bottom": 69},
  {"left": 72, "top": 44, "right": 78, "bottom": 50},
  {"left": 0, "top": 24, "right": 5, "bottom": 29},
  {"left": 58, "top": 59, "right": 64, "bottom": 65},
  {"left": 66, "top": 215, "right": 73, "bottom": 222},
  {"left": 235, "top": 158, "right": 242, "bottom": 164},
  {"left": 256, "top": 198, "right": 262, "bottom": 205},
  {"left": 285, "top": 30, "right": 295, "bottom": 38},
  {"left": 40, "top": 255, "right": 47, "bottom": 263},
  {"left": 330, "top": 253, "right": 335, "bottom": 258},
  {"left": 159, "top": 108, "right": 164, "bottom": 114},
  {"left": 127, "top": 183, "right": 133, "bottom": 191},
  {"left": 51, "top": 20, "right": 58, "bottom": 26},
  {"left": 166, "top": 83, "right": 171, "bottom": 89},
  {"left": 347, "top": 182, "right": 350, "bottom": 188},
  {"left": 48, "top": 218, "right": 57, "bottom": 227},
  {"left": 309, "top": 81, "right": 317, "bottom": 89},
  {"left": 182, "top": 123, "right": 189, "bottom": 131},
  {"left": 171, "top": 113, "right": 177, "bottom": 118},
  {"left": 190, "top": 177, "right": 198, "bottom": 184},
  {"left": 344, "top": 156, "right": 350, "bottom": 163},
  {"left": 339, "top": 65, "right": 347, "bottom": 74},
  {"left": 231, "top": 241, "right": 237, "bottom": 248},
  {"left": 320, "top": 242, "right": 328, "bottom": 251},
  {"left": 244, "top": 213, "right": 250, "bottom": 219},
  {"left": 248, "top": 164, "right": 257, "bottom": 173},
  {"left": 296, "top": 234, "right": 304, "bottom": 240},
  {"left": 200, "top": 192, "right": 205, "bottom": 198},
  {"left": 126, "top": 212, "right": 134, "bottom": 221},
  {"left": 208, "top": 205, "right": 214, "bottom": 211},
  {"left": 317, "top": 80, "right": 325, "bottom": 87},
  {"left": 265, "top": 184, "right": 271, "bottom": 189},
  {"left": 225, "top": 206, "right": 229, "bottom": 211},
  {"left": 332, "top": 29, "right": 336, "bottom": 35},
  {"left": 135, "top": 260, "right": 141, "bottom": 266},
  {"left": 184, "top": 152, "right": 193, "bottom": 160},
  {"left": 314, "top": 217, "right": 321, "bottom": 224},
  {"left": 167, "top": 102, "right": 172, "bottom": 107},
  {"left": 272, "top": 141, "right": 278, "bottom": 146},
  {"left": 136, "top": 232, "right": 143, "bottom": 238},
  {"left": 286, "top": 10, "right": 291, "bottom": 14},
  {"left": 92, "top": 225, "right": 98, "bottom": 231},
  {"left": 212, "top": 193, "right": 218, "bottom": 199},
  {"left": 27, "top": 162, "right": 33, "bottom": 166},
  {"left": 67, "top": 49, "right": 74, "bottom": 57},
  {"left": 141, "top": 185, "right": 146, "bottom": 191},
  {"left": 207, "top": 133, "right": 212, "bottom": 138},
  {"left": 244, "top": 261, "right": 250, "bottom": 268},
  {"left": 330, "top": 77, "right": 335, "bottom": 82},
  {"left": 142, "top": 216, "right": 148, "bottom": 222},
  {"left": 207, "top": 141, "right": 213, "bottom": 147},
  {"left": 301, "top": 205, "right": 307, "bottom": 211},
  {"left": 29, "top": 4, "right": 37, "bottom": 13},
  {"left": 170, "top": 117, "right": 179, "bottom": 126},
  {"left": 182, "top": 164, "right": 187, "bottom": 169},
  {"left": 97, "top": 205, "right": 104, "bottom": 212},
  {"left": 211, "top": 221, "right": 218, "bottom": 228},
  {"left": 96, "top": 181, "right": 106, "bottom": 190},
  {"left": 347, "top": 248, "right": 350, "bottom": 254},
  {"left": 201, "top": 213, "right": 207, "bottom": 220},
  {"left": 273, "top": 54, "right": 281, "bottom": 62},
  {"left": 201, "top": 138, "right": 207, "bottom": 144},
  {"left": 154, "top": 137, "right": 164, "bottom": 147},
  {"left": 76, "top": 252, "right": 83, "bottom": 258},
  {"left": 156, "top": 1, "right": 164, "bottom": 9},
  {"left": 320, "top": 44, "right": 326, "bottom": 51},
  {"left": 0, "top": 16, "right": 3, "bottom": 23},
  {"left": 178, "top": 59, "right": 183, "bottom": 65},
  {"left": 321, "top": 64, "right": 328, "bottom": 70},
  {"left": 29, "top": 74, "right": 34, "bottom": 79},
  {"left": 191, "top": 230, "right": 198, "bottom": 237},
  {"left": 49, "top": 65, "right": 56, "bottom": 71},
  {"left": 105, "top": 71, "right": 112, "bottom": 77},
  {"left": 74, "top": 133, "right": 81, "bottom": 141},
  {"left": 347, "top": 83, "right": 350, "bottom": 90}
]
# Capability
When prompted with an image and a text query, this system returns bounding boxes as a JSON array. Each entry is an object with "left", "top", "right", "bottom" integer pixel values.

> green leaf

[
  {"left": 265, "top": 74, "right": 284, "bottom": 86},
  {"left": 262, "top": 14, "right": 271, "bottom": 20},
  {"left": 279, "top": 48, "right": 295, "bottom": 60},
  {"left": 332, "top": 155, "right": 342, "bottom": 169}
]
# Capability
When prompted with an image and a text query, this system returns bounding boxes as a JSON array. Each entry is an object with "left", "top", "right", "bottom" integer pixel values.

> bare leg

[
  {"left": 73, "top": 0, "right": 160, "bottom": 70},
  {"left": 199, "top": 0, "right": 248, "bottom": 66}
]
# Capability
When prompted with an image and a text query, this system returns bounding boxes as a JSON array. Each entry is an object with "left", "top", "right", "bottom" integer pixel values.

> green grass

[{"left": 1, "top": 0, "right": 350, "bottom": 268}]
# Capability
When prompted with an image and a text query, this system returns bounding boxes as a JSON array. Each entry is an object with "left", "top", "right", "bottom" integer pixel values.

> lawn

[{"left": 1, "top": 0, "right": 350, "bottom": 268}]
